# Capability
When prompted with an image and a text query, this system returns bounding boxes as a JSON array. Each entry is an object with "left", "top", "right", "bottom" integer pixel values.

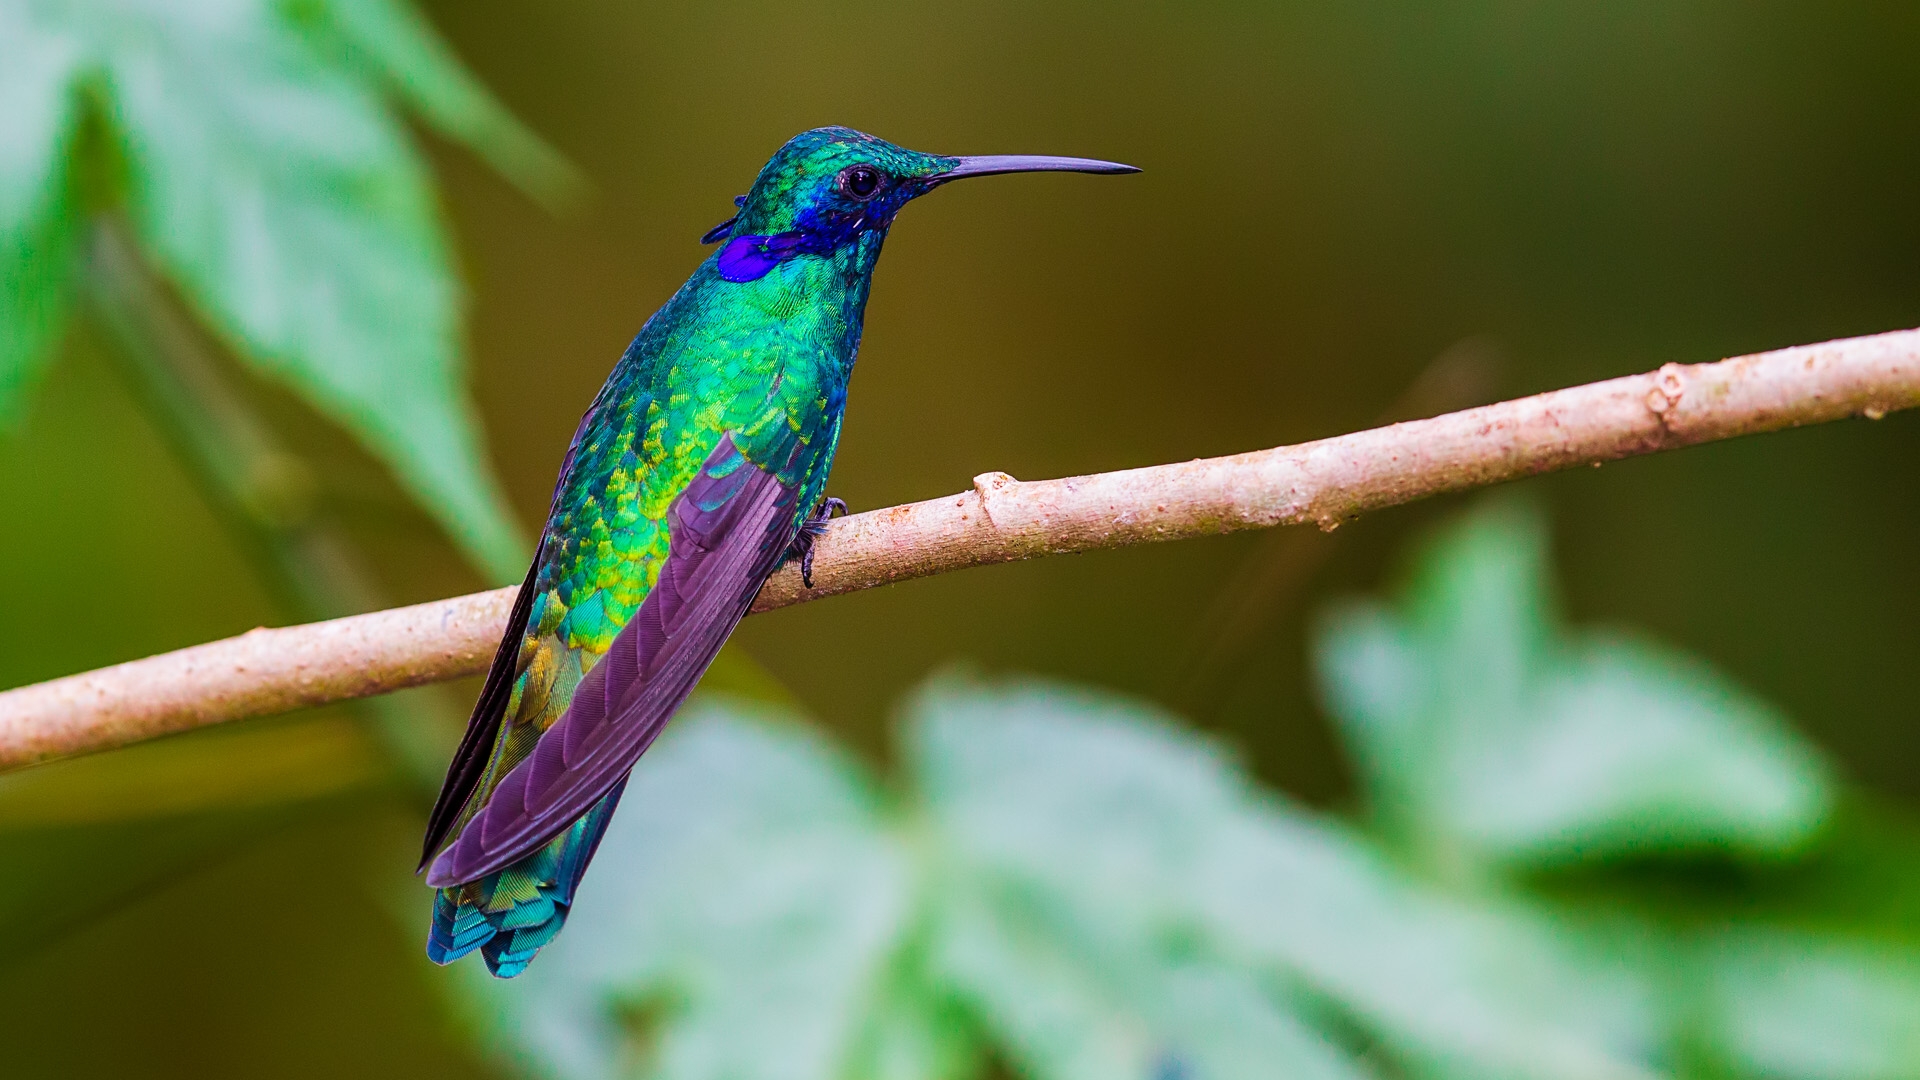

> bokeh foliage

[
  {"left": 0, "top": 0, "right": 588, "bottom": 1003},
  {"left": 2, "top": 3, "right": 1918, "bottom": 1078},
  {"left": 454, "top": 502, "right": 1920, "bottom": 1080},
  {"left": 0, "top": 0, "right": 575, "bottom": 579}
]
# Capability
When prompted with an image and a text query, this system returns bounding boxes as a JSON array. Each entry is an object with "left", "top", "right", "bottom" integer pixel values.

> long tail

[{"left": 427, "top": 778, "right": 628, "bottom": 978}]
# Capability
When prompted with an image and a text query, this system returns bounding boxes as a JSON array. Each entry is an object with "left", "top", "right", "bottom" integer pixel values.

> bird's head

[{"left": 703, "top": 127, "right": 1137, "bottom": 283}]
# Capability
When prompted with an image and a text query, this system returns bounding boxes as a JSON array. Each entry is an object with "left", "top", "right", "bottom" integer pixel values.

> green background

[{"left": 1, "top": 2, "right": 1917, "bottom": 1075}]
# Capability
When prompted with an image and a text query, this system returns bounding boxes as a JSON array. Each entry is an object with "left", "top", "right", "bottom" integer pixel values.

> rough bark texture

[{"left": 2, "top": 327, "right": 1915, "bottom": 770}]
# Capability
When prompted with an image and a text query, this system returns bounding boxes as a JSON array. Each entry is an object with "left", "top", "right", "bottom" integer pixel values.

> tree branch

[{"left": 3, "top": 327, "right": 1916, "bottom": 771}]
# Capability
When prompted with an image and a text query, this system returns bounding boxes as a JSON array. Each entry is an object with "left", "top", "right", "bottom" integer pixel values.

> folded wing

[{"left": 425, "top": 434, "right": 799, "bottom": 887}]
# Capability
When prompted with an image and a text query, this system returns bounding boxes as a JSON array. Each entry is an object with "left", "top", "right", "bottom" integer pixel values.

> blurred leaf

[
  {"left": 838, "top": 943, "right": 979, "bottom": 1080},
  {"left": 1694, "top": 928, "right": 1920, "bottom": 1080},
  {"left": 101, "top": 0, "right": 524, "bottom": 578},
  {"left": 0, "top": 716, "right": 381, "bottom": 828},
  {"left": 1315, "top": 498, "right": 1834, "bottom": 867},
  {"left": 288, "top": 0, "right": 587, "bottom": 210},
  {"left": 1, "top": 0, "right": 539, "bottom": 579},
  {"left": 910, "top": 676, "right": 1243, "bottom": 949},
  {"left": 435, "top": 559, "right": 1899, "bottom": 1080},
  {"left": 933, "top": 880, "right": 1364, "bottom": 1080},
  {"left": 0, "top": 4, "right": 82, "bottom": 421},
  {"left": 1767, "top": 798, "right": 1920, "bottom": 938},
  {"left": 908, "top": 675, "right": 1657, "bottom": 1080},
  {"left": 1526, "top": 796, "right": 1920, "bottom": 974},
  {"left": 462, "top": 691, "right": 1375, "bottom": 1080},
  {"left": 1194, "top": 815, "right": 1663, "bottom": 1080},
  {"left": 462, "top": 698, "right": 920, "bottom": 1080},
  {"left": 1458, "top": 634, "right": 1834, "bottom": 862}
]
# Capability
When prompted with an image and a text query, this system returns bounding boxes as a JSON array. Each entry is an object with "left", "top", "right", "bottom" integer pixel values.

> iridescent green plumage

[{"left": 421, "top": 127, "right": 1136, "bottom": 976}]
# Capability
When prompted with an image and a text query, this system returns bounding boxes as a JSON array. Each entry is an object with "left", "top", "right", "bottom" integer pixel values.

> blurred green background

[{"left": 2, "top": 2, "right": 1918, "bottom": 1077}]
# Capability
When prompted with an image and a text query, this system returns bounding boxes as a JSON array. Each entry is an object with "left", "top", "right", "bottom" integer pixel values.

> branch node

[
  {"left": 972, "top": 471, "right": 1019, "bottom": 528},
  {"left": 1657, "top": 362, "right": 1687, "bottom": 401},
  {"left": 1645, "top": 362, "right": 1688, "bottom": 420}
]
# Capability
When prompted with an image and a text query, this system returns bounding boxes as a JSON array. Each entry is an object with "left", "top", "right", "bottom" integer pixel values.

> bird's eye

[{"left": 836, "top": 164, "right": 884, "bottom": 201}]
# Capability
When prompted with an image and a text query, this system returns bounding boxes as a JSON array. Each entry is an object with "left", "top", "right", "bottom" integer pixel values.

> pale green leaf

[
  {"left": 1141, "top": 954, "right": 1367, "bottom": 1080},
  {"left": 907, "top": 675, "right": 1657, "bottom": 1080},
  {"left": 1315, "top": 498, "right": 1833, "bottom": 866},
  {"left": 1696, "top": 928, "right": 1920, "bottom": 1080},
  {"left": 931, "top": 884, "right": 1166, "bottom": 1080},
  {"left": 839, "top": 948, "right": 980, "bottom": 1080},
  {"left": 1313, "top": 499, "right": 1561, "bottom": 845},
  {"left": 1313, "top": 600, "right": 1434, "bottom": 829},
  {"left": 1194, "top": 813, "right": 1660, "bottom": 1080},
  {"left": 1448, "top": 633, "right": 1833, "bottom": 861},
  {"left": 931, "top": 880, "right": 1365, "bottom": 1080},
  {"left": 0, "top": 3, "right": 84, "bottom": 421},
  {"left": 73, "top": 0, "right": 525, "bottom": 578},
  {"left": 287, "top": 0, "right": 586, "bottom": 209},
  {"left": 910, "top": 675, "right": 1241, "bottom": 945},
  {"left": 1401, "top": 497, "right": 1558, "bottom": 743}
]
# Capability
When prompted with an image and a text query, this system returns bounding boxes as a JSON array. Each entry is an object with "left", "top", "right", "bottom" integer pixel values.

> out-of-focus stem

[
  {"left": 78, "top": 218, "right": 459, "bottom": 794},
  {"left": 1166, "top": 337, "right": 1506, "bottom": 713}
]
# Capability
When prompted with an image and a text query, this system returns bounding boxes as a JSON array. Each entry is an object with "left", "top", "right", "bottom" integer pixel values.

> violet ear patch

[{"left": 717, "top": 232, "right": 809, "bottom": 282}]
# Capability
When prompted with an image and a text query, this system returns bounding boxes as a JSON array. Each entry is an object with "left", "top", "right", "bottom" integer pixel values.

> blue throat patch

[
  {"left": 715, "top": 185, "right": 907, "bottom": 283},
  {"left": 717, "top": 232, "right": 810, "bottom": 282}
]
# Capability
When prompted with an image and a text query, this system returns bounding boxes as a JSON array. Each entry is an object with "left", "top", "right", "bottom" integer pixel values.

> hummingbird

[{"left": 419, "top": 127, "right": 1136, "bottom": 976}]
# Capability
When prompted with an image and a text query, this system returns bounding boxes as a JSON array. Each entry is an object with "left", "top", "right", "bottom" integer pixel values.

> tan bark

[{"left": 2, "top": 327, "right": 1914, "bottom": 771}]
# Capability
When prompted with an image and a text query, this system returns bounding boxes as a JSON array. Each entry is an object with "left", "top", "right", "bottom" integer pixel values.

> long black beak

[{"left": 932, "top": 154, "right": 1140, "bottom": 182}]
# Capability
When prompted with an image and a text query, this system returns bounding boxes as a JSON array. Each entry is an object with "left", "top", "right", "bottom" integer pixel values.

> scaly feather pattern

[{"left": 420, "top": 127, "right": 1136, "bottom": 976}]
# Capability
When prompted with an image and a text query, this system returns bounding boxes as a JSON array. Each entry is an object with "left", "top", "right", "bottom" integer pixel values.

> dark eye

[{"left": 836, "top": 164, "right": 884, "bottom": 201}]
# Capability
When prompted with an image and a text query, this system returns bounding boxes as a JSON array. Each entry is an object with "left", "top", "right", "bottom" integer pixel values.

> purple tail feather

[{"left": 426, "top": 778, "right": 628, "bottom": 978}]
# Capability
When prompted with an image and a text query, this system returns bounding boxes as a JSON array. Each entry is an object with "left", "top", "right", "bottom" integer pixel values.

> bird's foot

[{"left": 786, "top": 497, "right": 848, "bottom": 588}]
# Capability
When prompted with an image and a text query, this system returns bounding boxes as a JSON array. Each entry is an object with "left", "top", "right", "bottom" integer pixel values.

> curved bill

[{"left": 932, "top": 154, "right": 1141, "bottom": 181}]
